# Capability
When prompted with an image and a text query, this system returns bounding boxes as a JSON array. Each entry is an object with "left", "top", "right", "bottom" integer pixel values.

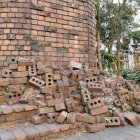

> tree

[{"left": 95, "top": 0, "right": 140, "bottom": 74}]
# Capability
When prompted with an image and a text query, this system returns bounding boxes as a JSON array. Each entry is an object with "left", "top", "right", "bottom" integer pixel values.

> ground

[{"left": 61, "top": 124, "right": 140, "bottom": 140}]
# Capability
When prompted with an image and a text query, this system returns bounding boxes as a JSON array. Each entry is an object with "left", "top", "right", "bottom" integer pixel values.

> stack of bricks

[
  {"left": 0, "top": 0, "right": 97, "bottom": 67},
  {"left": 0, "top": 58, "right": 140, "bottom": 134}
]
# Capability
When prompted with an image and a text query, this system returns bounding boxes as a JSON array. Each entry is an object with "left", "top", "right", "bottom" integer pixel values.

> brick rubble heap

[{"left": 0, "top": 58, "right": 140, "bottom": 135}]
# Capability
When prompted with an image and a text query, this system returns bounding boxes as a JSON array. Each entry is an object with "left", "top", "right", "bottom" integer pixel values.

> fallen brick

[
  {"left": 89, "top": 106, "right": 108, "bottom": 116},
  {"left": 0, "top": 78, "right": 9, "bottom": 86},
  {"left": 29, "top": 77, "right": 45, "bottom": 87},
  {"left": 104, "top": 117, "right": 121, "bottom": 127},
  {"left": 32, "top": 115, "right": 47, "bottom": 124},
  {"left": 46, "top": 98, "right": 64, "bottom": 107},
  {"left": 86, "top": 97, "right": 104, "bottom": 110},
  {"left": 122, "top": 112, "right": 139, "bottom": 126},
  {"left": 87, "top": 123, "right": 106, "bottom": 133},
  {"left": 38, "top": 106, "right": 55, "bottom": 115},
  {"left": 67, "top": 113, "right": 77, "bottom": 124},
  {"left": 76, "top": 113, "right": 95, "bottom": 124},
  {"left": 57, "top": 111, "right": 68, "bottom": 124},
  {"left": 55, "top": 103, "right": 66, "bottom": 111}
]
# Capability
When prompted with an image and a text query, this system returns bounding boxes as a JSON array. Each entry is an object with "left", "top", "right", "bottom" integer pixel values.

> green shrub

[{"left": 122, "top": 71, "right": 140, "bottom": 86}]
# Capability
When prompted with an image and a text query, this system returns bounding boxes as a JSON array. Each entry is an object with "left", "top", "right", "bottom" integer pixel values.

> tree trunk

[
  {"left": 96, "top": 10, "right": 102, "bottom": 70},
  {"left": 117, "top": 37, "right": 121, "bottom": 75}
]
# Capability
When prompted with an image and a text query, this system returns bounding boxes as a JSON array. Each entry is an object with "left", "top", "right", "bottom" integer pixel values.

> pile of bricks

[{"left": 0, "top": 58, "right": 140, "bottom": 134}]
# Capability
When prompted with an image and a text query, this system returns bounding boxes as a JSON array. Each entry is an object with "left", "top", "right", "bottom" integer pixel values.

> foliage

[
  {"left": 95, "top": 0, "right": 140, "bottom": 74},
  {"left": 122, "top": 71, "right": 140, "bottom": 86}
]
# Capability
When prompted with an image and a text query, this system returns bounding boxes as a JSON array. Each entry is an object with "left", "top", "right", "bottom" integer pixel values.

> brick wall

[{"left": 0, "top": 0, "right": 97, "bottom": 67}]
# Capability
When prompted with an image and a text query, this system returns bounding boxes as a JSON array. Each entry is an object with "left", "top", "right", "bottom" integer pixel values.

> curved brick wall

[{"left": 0, "top": 0, "right": 97, "bottom": 67}]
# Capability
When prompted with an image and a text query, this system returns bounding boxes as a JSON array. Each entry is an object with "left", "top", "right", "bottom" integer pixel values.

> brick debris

[{"left": 0, "top": 57, "right": 140, "bottom": 135}]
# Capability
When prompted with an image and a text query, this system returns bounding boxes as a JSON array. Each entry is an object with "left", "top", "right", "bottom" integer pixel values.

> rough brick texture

[{"left": 0, "top": 0, "right": 96, "bottom": 67}]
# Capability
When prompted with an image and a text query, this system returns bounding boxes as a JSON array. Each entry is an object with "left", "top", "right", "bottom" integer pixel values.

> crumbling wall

[{"left": 0, "top": 0, "right": 97, "bottom": 67}]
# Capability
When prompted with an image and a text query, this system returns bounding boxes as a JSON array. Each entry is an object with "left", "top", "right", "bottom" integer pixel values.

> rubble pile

[{"left": 0, "top": 57, "right": 140, "bottom": 133}]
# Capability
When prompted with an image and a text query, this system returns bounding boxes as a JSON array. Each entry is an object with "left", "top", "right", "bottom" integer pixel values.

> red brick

[
  {"left": 0, "top": 78, "right": 9, "bottom": 86},
  {"left": 86, "top": 97, "right": 104, "bottom": 110},
  {"left": 76, "top": 113, "right": 95, "bottom": 124},
  {"left": 32, "top": 115, "right": 46, "bottom": 125},
  {"left": 57, "top": 111, "right": 68, "bottom": 124},
  {"left": 87, "top": 123, "right": 106, "bottom": 133},
  {"left": 104, "top": 117, "right": 121, "bottom": 126},
  {"left": 55, "top": 103, "right": 66, "bottom": 111},
  {"left": 90, "top": 106, "right": 108, "bottom": 116},
  {"left": 122, "top": 112, "right": 139, "bottom": 126}
]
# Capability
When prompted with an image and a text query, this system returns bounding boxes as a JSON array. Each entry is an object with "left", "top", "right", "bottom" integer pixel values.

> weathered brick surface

[{"left": 0, "top": 0, "right": 96, "bottom": 67}]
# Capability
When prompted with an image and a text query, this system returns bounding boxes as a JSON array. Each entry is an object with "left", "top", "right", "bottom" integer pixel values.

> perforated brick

[
  {"left": 2, "top": 69, "right": 12, "bottom": 78},
  {"left": 104, "top": 117, "right": 121, "bottom": 126},
  {"left": 47, "top": 113, "right": 59, "bottom": 123},
  {"left": 81, "top": 88, "right": 91, "bottom": 104},
  {"left": 29, "top": 77, "right": 45, "bottom": 87},
  {"left": 29, "top": 65, "right": 37, "bottom": 76},
  {"left": 86, "top": 97, "right": 104, "bottom": 110}
]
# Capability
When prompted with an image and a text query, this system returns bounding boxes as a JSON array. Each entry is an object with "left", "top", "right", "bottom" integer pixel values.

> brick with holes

[
  {"left": 45, "top": 73, "right": 54, "bottom": 86},
  {"left": 88, "top": 82, "right": 103, "bottom": 92},
  {"left": 114, "top": 89, "right": 130, "bottom": 100},
  {"left": 28, "top": 65, "right": 37, "bottom": 76},
  {"left": 57, "top": 111, "right": 68, "bottom": 124},
  {"left": 116, "top": 83, "right": 124, "bottom": 89},
  {"left": 87, "top": 123, "right": 106, "bottom": 133},
  {"left": 55, "top": 103, "right": 66, "bottom": 111},
  {"left": 2, "top": 69, "right": 12, "bottom": 78},
  {"left": 76, "top": 113, "right": 95, "bottom": 124},
  {"left": 81, "top": 88, "right": 91, "bottom": 105},
  {"left": 29, "top": 77, "right": 45, "bottom": 87},
  {"left": 47, "top": 113, "right": 59, "bottom": 123},
  {"left": 86, "top": 97, "right": 104, "bottom": 110},
  {"left": 125, "top": 81, "right": 136, "bottom": 92},
  {"left": 122, "top": 112, "right": 139, "bottom": 126},
  {"left": 84, "top": 76, "right": 98, "bottom": 84},
  {"left": 113, "top": 97, "right": 122, "bottom": 107},
  {"left": 104, "top": 117, "right": 121, "bottom": 126},
  {"left": 113, "top": 111, "right": 127, "bottom": 126},
  {"left": 90, "top": 106, "right": 108, "bottom": 116},
  {"left": 7, "top": 57, "right": 17, "bottom": 64},
  {"left": 32, "top": 115, "right": 47, "bottom": 124}
]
